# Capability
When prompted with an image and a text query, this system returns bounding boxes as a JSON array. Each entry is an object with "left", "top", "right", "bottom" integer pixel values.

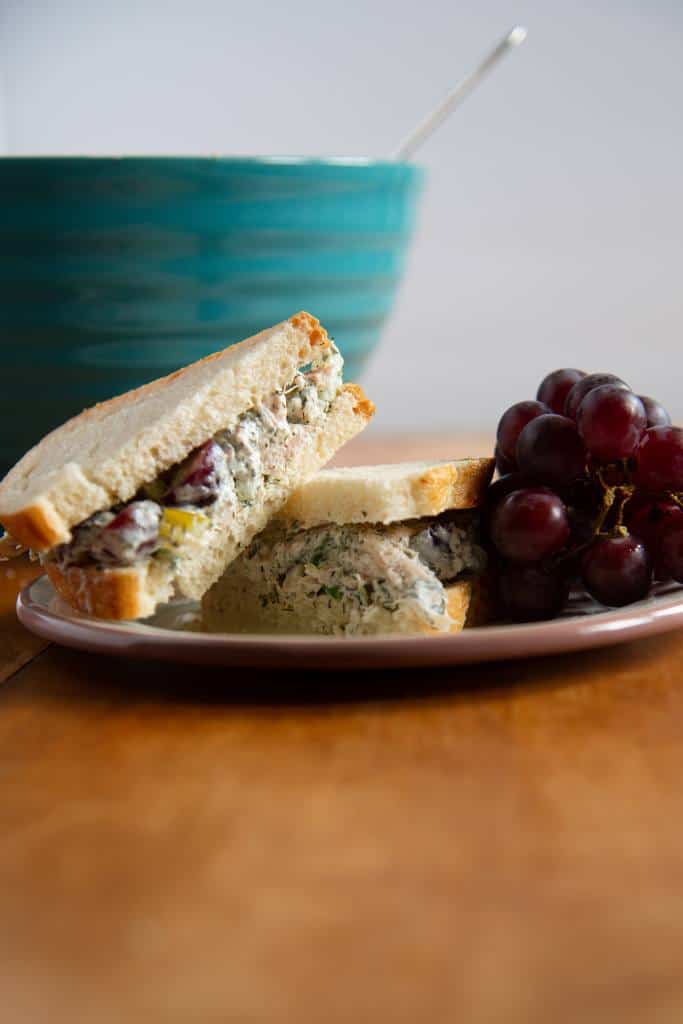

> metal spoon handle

[{"left": 393, "top": 25, "right": 527, "bottom": 161}]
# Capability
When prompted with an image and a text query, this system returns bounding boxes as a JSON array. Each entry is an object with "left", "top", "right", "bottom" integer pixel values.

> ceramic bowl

[{"left": 0, "top": 156, "right": 423, "bottom": 473}]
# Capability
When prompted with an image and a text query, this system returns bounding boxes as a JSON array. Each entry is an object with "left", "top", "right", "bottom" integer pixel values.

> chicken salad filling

[
  {"left": 228, "top": 512, "right": 487, "bottom": 633},
  {"left": 48, "top": 346, "right": 344, "bottom": 571}
]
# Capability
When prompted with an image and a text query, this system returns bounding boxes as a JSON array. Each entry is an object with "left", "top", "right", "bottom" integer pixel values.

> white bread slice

[
  {"left": 45, "top": 383, "right": 374, "bottom": 620},
  {"left": 202, "top": 574, "right": 492, "bottom": 637},
  {"left": 281, "top": 458, "right": 494, "bottom": 528},
  {"left": 46, "top": 560, "right": 174, "bottom": 622},
  {"left": 0, "top": 312, "right": 334, "bottom": 551}
]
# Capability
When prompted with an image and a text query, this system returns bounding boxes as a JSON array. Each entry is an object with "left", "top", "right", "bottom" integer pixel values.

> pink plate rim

[{"left": 15, "top": 575, "right": 683, "bottom": 670}]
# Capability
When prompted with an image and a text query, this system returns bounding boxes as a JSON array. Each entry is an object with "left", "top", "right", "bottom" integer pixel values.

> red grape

[
  {"left": 626, "top": 496, "right": 683, "bottom": 543},
  {"left": 635, "top": 426, "right": 683, "bottom": 492},
  {"left": 564, "top": 373, "right": 630, "bottom": 421},
  {"left": 623, "top": 490, "right": 657, "bottom": 528},
  {"left": 562, "top": 476, "right": 604, "bottom": 545},
  {"left": 485, "top": 472, "right": 532, "bottom": 506},
  {"left": 498, "top": 564, "right": 570, "bottom": 622},
  {"left": 577, "top": 385, "right": 646, "bottom": 462},
  {"left": 163, "top": 440, "right": 226, "bottom": 507},
  {"left": 482, "top": 472, "right": 532, "bottom": 540},
  {"left": 516, "top": 414, "right": 587, "bottom": 485},
  {"left": 536, "top": 368, "right": 585, "bottom": 415},
  {"left": 638, "top": 395, "right": 671, "bottom": 429},
  {"left": 658, "top": 525, "right": 683, "bottom": 583},
  {"left": 567, "top": 508, "right": 597, "bottom": 547},
  {"left": 496, "top": 401, "right": 550, "bottom": 462},
  {"left": 563, "top": 475, "right": 604, "bottom": 512},
  {"left": 491, "top": 488, "right": 570, "bottom": 562},
  {"left": 626, "top": 497, "right": 683, "bottom": 578},
  {"left": 494, "top": 444, "right": 517, "bottom": 476},
  {"left": 91, "top": 501, "right": 161, "bottom": 565},
  {"left": 581, "top": 535, "right": 651, "bottom": 606}
]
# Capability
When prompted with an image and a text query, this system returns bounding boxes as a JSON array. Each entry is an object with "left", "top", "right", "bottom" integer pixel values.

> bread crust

[
  {"left": 343, "top": 382, "right": 376, "bottom": 420},
  {"left": 289, "top": 311, "right": 330, "bottom": 355},
  {"left": 444, "top": 574, "right": 493, "bottom": 632},
  {"left": 282, "top": 457, "right": 494, "bottom": 528},
  {"left": 1, "top": 499, "right": 65, "bottom": 551},
  {"left": 0, "top": 312, "right": 332, "bottom": 550},
  {"left": 45, "top": 562, "right": 172, "bottom": 621},
  {"left": 415, "top": 462, "right": 482, "bottom": 514},
  {"left": 443, "top": 578, "right": 474, "bottom": 632}
]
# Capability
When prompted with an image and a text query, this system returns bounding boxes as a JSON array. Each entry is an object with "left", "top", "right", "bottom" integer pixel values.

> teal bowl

[{"left": 0, "top": 156, "right": 424, "bottom": 474}]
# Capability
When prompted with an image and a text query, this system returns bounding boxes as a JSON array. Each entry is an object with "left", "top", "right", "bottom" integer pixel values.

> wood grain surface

[
  {"left": 0, "top": 557, "right": 47, "bottom": 682},
  {"left": 2, "top": 433, "right": 683, "bottom": 1024}
]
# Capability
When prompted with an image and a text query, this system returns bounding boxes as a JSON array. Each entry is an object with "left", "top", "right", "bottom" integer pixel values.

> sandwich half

[
  {"left": 202, "top": 458, "right": 495, "bottom": 636},
  {"left": 0, "top": 312, "right": 374, "bottom": 619}
]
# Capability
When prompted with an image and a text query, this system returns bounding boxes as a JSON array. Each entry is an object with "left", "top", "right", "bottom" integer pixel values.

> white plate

[{"left": 16, "top": 575, "right": 683, "bottom": 670}]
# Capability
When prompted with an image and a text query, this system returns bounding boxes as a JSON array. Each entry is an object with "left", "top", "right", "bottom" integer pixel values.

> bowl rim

[{"left": 0, "top": 154, "right": 422, "bottom": 170}]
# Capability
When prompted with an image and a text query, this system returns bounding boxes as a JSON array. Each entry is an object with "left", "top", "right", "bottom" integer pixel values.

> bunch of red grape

[{"left": 485, "top": 369, "right": 683, "bottom": 621}]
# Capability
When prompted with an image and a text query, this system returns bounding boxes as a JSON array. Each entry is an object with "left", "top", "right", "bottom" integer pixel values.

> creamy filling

[
  {"left": 49, "top": 345, "right": 344, "bottom": 571},
  {"left": 409, "top": 518, "right": 487, "bottom": 581},
  {"left": 240, "top": 512, "right": 486, "bottom": 632}
]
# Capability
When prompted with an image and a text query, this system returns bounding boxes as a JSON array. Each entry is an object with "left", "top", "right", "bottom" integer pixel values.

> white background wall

[{"left": 1, "top": 0, "right": 682, "bottom": 432}]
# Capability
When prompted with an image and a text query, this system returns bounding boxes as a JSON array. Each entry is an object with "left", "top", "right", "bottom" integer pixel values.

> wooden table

[{"left": 2, "top": 434, "right": 683, "bottom": 1024}]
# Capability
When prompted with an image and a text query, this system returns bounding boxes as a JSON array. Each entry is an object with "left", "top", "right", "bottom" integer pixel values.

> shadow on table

[{"left": 6, "top": 631, "right": 676, "bottom": 710}]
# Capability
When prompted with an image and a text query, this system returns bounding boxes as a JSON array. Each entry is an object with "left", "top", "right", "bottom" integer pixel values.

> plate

[{"left": 16, "top": 575, "right": 683, "bottom": 670}]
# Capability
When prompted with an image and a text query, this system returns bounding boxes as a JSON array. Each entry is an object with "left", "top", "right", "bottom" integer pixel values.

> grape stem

[
  {"left": 551, "top": 475, "right": 617, "bottom": 569},
  {"left": 593, "top": 468, "right": 623, "bottom": 534},
  {"left": 612, "top": 485, "right": 635, "bottom": 529},
  {"left": 552, "top": 469, "right": 636, "bottom": 570}
]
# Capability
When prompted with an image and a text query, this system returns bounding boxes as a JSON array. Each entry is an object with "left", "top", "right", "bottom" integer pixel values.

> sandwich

[
  {"left": 0, "top": 312, "right": 374, "bottom": 619},
  {"left": 202, "top": 457, "right": 495, "bottom": 635}
]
